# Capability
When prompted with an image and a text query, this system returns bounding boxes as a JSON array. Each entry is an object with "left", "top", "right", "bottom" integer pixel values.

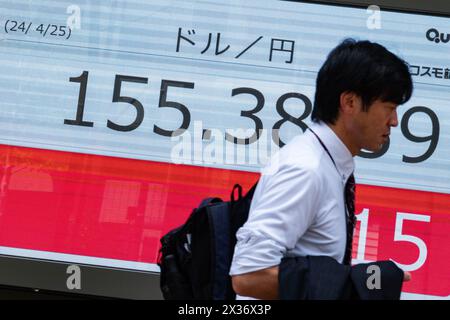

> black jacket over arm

[{"left": 279, "top": 256, "right": 404, "bottom": 300}]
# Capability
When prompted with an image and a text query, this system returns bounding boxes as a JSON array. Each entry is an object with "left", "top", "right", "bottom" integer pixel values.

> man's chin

[{"left": 361, "top": 143, "right": 385, "bottom": 153}]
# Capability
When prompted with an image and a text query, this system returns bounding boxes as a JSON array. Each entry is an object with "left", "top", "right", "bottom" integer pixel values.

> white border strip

[{"left": 0, "top": 246, "right": 160, "bottom": 272}]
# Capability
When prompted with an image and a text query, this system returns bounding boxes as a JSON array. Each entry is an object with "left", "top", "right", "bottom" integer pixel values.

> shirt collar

[{"left": 309, "top": 121, "right": 355, "bottom": 182}]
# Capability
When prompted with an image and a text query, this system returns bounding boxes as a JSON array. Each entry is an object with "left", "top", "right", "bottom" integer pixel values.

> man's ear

[{"left": 339, "top": 91, "right": 360, "bottom": 115}]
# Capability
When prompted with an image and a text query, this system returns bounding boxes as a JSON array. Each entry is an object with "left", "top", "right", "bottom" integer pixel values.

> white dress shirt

[{"left": 229, "top": 121, "right": 355, "bottom": 298}]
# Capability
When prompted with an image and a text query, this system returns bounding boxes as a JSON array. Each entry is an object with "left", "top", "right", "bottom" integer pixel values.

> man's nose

[{"left": 390, "top": 110, "right": 399, "bottom": 127}]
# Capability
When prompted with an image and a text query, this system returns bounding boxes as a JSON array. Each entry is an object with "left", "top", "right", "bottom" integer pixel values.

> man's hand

[{"left": 403, "top": 271, "right": 412, "bottom": 282}]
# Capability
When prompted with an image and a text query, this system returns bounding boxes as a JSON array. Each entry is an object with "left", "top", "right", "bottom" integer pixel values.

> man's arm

[
  {"left": 230, "top": 167, "right": 320, "bottom": 300},
  {"left": 231, "top": 266, "right": 411, "bottom": 300},
  {"left": 231, "top": 266, "right": 279, "bottom": 300}
]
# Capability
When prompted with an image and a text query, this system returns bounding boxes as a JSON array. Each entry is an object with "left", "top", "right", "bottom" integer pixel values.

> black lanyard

[
  {"left": 308, "top": 127, "right": 338, "bottom": 172},
  {"left": 309, "top": 129, "right": 355, "bottom": 265}
]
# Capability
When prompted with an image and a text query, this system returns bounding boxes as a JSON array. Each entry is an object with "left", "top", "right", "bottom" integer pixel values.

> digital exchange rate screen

[{"left": 0, "top": 0, "right": 449, "bottom": 299}]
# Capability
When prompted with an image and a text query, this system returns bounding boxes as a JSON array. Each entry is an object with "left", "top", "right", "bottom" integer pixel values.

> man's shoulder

[
  {"left": 280, "top": 132, "right": 325, "bottom": 168},
  {"left": 262, "top": 132, "right": 325, "bottom": 176}
]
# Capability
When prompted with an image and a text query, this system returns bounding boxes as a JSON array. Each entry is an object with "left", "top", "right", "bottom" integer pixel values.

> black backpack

[{"left": 157, "top": 182, "right": 258, "bottom": 300}]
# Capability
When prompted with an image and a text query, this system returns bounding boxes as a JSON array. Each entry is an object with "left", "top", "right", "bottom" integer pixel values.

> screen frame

[{"left": 1, "top": 0, "right": 449, "bottom": 299}]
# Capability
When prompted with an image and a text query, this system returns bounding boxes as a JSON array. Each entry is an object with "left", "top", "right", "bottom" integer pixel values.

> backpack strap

[
  {"left": 206, "top": 202, "right": 232, "bottom": 300},
  {"left": 231, "top": 182, "right": 258, "bottom": 204},
  {"left": 231, "top": 184, "right": 243, "bottom": 203}
]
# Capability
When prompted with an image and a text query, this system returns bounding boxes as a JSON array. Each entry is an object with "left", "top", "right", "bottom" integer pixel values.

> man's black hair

[{"left": 311, "top": 38, "right": 413, "bottom": 124}]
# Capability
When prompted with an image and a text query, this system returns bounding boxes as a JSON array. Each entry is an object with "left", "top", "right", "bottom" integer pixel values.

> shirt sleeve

[{"left": 230, "top": 161, "right": 320, "bottom": 276}]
